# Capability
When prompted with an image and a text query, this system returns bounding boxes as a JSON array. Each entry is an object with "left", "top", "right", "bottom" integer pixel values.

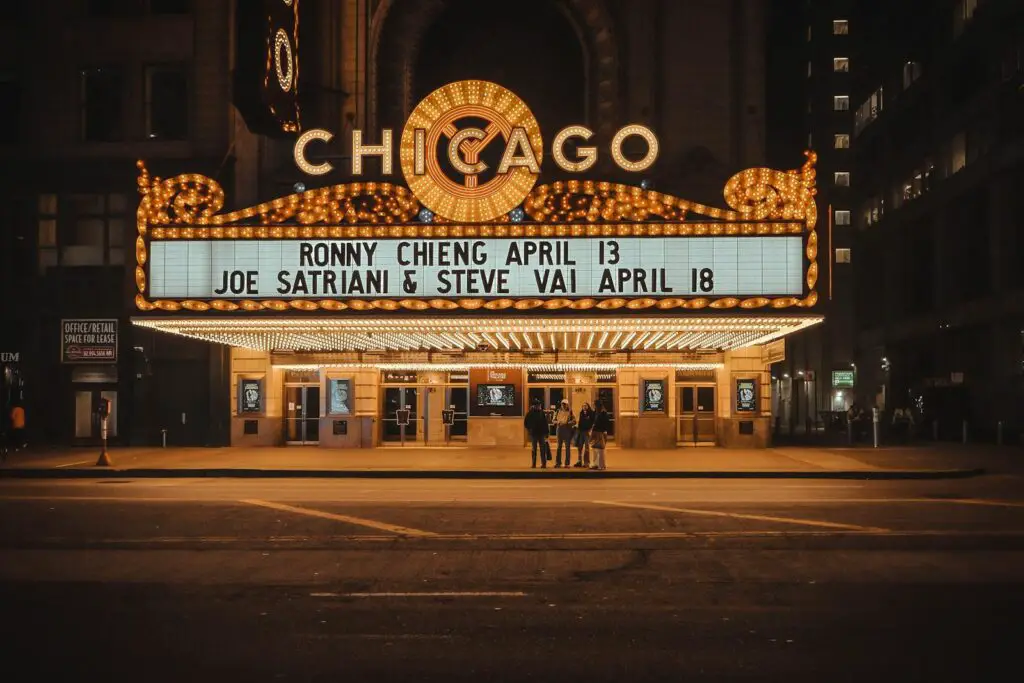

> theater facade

[{"left": 132, "top": 80, "right": 822, "bottom": 449}]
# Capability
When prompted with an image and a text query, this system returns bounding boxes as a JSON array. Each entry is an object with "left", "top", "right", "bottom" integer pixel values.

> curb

[{"left": 0, "top": 467, "right": 986, "bottom": 480}]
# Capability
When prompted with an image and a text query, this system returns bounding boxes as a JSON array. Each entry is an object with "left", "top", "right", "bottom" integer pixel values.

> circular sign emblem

[{"left": 400, "top": 80, "right": 543, "bottom": 223}]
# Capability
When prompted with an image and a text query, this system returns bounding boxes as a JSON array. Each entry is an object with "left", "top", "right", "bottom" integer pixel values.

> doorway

[
  {"left": 284, "top": 385, "right": 320, "bottom": 445},
  {"left": 445, "top": 386, "right": 469, "bottom": 440},
  {"left": 528, "top": 386, "right": 566, "bottom": 437},
  {"left": 678, "top": 385, "right": 716, "bottom": 444},
  {"left": 74, "top": 389, "right": 118, "bottom": 442},
  {"left": 382, "top": 386, "right": 419, "bottom": 444}
]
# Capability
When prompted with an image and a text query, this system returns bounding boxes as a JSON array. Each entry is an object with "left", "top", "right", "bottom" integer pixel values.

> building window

[
  {"left": 833, "top": 57, "right": 850, "bottom": 72},
  {"left": 87, "top": 0, "right": 189, "bottom": 15},
  {"left": 903, "top": 61, "right": 922, "bottom": 89},
  {"left": 0, "top": 76, "right": 20, "bottom": 144},
  {"left": 954, "top": 0, "right": 979, "bottom": 38},
  {"left": 950, "top": 132, "right": 967, "bottom": 174},
  {"left": 80, "top": 67, "right": 124, "bottom": 142},
  {"left": 145, "top": 65, "right": 189, "bottom": 140},
  {"left": 835, "top": 248, "right": 851, "bottom": 264},
  {"left": 807, "top": 61, "right": 812, "bottom": 78},
  {"left": 148, "top": 0, "right": 190, "bottom": 13},
  {"left": 808, "top": 133, "right": 813, "bottom": 148},
  {"left": 834, "top": 133, "right": 850, "bottom": 149},
  {"left": 854, "top": 87, "right": 884, "bottom": 135},
  {"left": 833, "top": 95, "right": 850, "bottom": 111},
  {"left": 835, "top": 210, "right": 851, "bottom": 226},
  {"left": 39, "top": 194, "right": 127, "bottom": 271},
  {"left": 38, "top": 195, "right": 57, "bottom": 274},
  {"left": 833, "top": 20, "right": 849, "bottom": 35},
  {"left": 807, "top": 25, "right": 812, "bottom": 42},
  {"left": 834, "top": 171, "right": 851, "bottom": 186}
]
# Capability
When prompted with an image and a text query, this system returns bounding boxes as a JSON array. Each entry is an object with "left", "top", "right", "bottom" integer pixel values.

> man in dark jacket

[{"left": 524, "top": 401, "right": 551, "bottom": 468}]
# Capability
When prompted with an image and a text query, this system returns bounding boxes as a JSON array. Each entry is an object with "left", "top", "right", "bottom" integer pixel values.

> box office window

[{"left": 80, "top": 67, "right": 124, "bottom": 142}]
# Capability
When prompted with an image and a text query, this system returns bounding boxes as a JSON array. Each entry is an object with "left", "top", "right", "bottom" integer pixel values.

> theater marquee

[{"left": 134, "top": 79, "right": 818, "bottom": 313}]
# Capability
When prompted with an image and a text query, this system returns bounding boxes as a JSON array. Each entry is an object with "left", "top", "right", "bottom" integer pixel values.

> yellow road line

[
  {"left": 941, "top": 498, "right": 1024, "bottom": 509},
  {"left": 240, "top": 499, "right": 437, "bottom": 537},
  {"left": 593, "top": 500, "right": 889, "bottom": 532}
]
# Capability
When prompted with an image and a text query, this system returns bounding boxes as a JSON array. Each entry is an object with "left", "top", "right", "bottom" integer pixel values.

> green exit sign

[{"left": 832, "top": 370, "right": 855, "bottom": 387}]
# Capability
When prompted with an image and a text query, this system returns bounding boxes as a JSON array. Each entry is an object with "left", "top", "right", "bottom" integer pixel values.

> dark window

[
  {"left": 0, "top": 78, "right": 21, "bottom": 143},
  {"left": 80, "top": 68, "right": 124, "bottom": 142},
  {"left": 86, "top": 0, "right": 140, "bottom": 17},
  {"left": 145, "top": 66, "right": 189, "bottom": 140},
  {"left": 148, "top": 0, "right": 190, "bottom": 13}
]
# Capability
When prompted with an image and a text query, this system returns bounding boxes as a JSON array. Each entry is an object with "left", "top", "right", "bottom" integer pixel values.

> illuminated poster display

[
  {"left": 641, "top": 379, "right": 667, "bottom": 413},
  {"left": 735, "top": 379, "right": 757, "bottom": 412}
]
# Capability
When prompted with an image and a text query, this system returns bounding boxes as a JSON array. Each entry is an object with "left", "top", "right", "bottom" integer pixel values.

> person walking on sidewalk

[
  {"left": 9, "top": 402, "right": 26, "bottom": 452},
  {"left": 589, "top": 400, "right": 611, "bottom": 470},
  {"left": 573, "top": 402, "right": 595, "bottom": 467},
  {"left": 524, "top": 401, "right": 551, "bottom": 468},
  {"left": 553, "top": 399, "right": 575, "bottom": 467}
]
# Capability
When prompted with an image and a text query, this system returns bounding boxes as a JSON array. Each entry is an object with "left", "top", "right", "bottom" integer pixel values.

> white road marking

[
  {"left": 240, "top": 499, "right": 438, "bottom": 537},
  {"left": 593, "top": 500, "right": 890, "bottom": 532},
  {"left": 53, "top": 461, "right": 93, "bottom": 468}
]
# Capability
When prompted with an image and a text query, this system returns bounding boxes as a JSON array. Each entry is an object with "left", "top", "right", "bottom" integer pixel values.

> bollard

[
  {"left": 962, "top": 420, "right": 968, "bottom": 444},
  {"left": 161, "top": 428, "right": 168, "bottom": 448},
  {"left": 872, "top": 407, "right": 880, "bottom": 448},
  {"left": 96, "top": 415, "right": 112, "bottom": 466},
  {"left": 847, "top": 420, "right": 853, "bottom": 445},
  {"left": 997, "top": 421, "right": 1003, "bottom": 446}
]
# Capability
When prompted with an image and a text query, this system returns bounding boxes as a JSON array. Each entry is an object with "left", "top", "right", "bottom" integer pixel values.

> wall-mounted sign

[
  {"left": 328, "top": 378, "right": 351, "bottom": 415},
  {"left": 136, "top": 80, "right": 818, "bottom": 314},
  {"left": 447, "top": 371, "right": 469, "bottom": 383},
  {"left": 641, "top": 379, "right": 667, "bottom": 413},
  {"left": 395, "top": 408, "right": 411, "bottom": 426},
  {"left": 239, "top": 378, "right": 263, "bottom": 414},
  {"left": 442, "top": 408, "right": 455, "bottom": 426},
  {"left": 0, "top": 352, "right": 19, "bottom": 363},
  {"left": 735, "top": 379, "right": 757, "bottom": 412},
  {"left": 147, "top": 236, "right": 803, "bottom": 300},
  {"left": 233, "top": 0, "right": 300, "bottom": 136},
  {"left": 831, "top": 370, "right": 855, "bottom": 388},
  {"left": 61, "top": 319, "right": 117, "bottom": 363},
  {"left": 469, "top": 367, "right": 523, "bottom": 417}
]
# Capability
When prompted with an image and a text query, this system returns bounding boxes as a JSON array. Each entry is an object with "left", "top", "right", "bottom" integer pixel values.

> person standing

[
  {"left": 553, "top": 399, "right": 575, "bottom": 468},
  {"left": 10, "top": 403, "right": 25, "bottom": 452},
  {"left": 589, "top": 400, "right": 611, "bottom": 470},
  {"left": 574, "top": 402, "right": 595, "bottom": 468},
  {"left": 524, "top": 401, "right": 551, "bottom": 468}
]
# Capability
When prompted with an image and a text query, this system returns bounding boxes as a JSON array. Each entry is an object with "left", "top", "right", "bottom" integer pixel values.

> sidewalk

[{"left": 0, "top": 443, "right": 1005, "bottom": 479}]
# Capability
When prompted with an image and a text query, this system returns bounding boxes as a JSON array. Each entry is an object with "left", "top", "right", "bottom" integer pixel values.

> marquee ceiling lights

[
  {"left": 132, "top": 316, "right": 822, "bottom": 353},
  {"left": 271, "top": 363, "right": 726, "bottom": 371}
]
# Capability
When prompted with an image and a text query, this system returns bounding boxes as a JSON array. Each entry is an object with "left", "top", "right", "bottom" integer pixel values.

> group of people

[{"left": 524, "top": 399, "right": 611, "bottom": 470}]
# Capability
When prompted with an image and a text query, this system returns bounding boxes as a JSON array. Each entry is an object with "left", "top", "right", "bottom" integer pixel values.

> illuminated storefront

[{"left": 132, "top": 80, "right": 822, "bottom": 449}]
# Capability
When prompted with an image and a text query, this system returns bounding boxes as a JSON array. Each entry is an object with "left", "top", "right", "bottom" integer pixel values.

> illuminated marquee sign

[
  {"left": 134, "top": 79, "right": 818, "bottom": 314},
  {"left": 233, "top": 0, "right": 300, "bottom": 136}
]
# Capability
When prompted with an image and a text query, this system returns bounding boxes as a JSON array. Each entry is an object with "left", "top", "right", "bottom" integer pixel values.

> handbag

[{"left": 589, "top": 431, "right": 607, "bottom": 449}]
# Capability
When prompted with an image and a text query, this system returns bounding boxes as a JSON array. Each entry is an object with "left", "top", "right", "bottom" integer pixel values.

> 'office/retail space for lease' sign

[{"left": 147, "top": 236, "right": 804, "bottom": 299}]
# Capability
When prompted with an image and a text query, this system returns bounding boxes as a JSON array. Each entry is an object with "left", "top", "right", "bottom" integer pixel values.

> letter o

[{"left": 610, "top": 124, "right": 659, "bottom": 172}]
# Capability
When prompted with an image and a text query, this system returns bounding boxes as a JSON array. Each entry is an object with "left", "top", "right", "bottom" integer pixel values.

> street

[{"left": 2, "top": 474, "right": 1024, "bottom": 681}]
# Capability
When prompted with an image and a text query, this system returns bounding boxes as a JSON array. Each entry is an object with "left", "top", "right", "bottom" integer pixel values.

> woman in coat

[{"left": 573, "top": 402, "right": 595, "bottom": 468}]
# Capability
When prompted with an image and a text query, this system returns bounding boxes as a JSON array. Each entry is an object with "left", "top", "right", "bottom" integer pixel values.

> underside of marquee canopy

[{"left": 132, "top": 316, "right": 823, "bottom": 354}]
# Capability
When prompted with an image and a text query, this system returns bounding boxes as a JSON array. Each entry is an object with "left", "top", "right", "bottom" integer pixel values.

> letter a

[{"left": 496, "top": 127, "right": 541, "bottom": 175}]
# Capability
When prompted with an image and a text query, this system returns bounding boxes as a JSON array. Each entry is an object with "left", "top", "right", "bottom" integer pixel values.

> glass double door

[
  {"left": 285, "top": 385, "right": 320, "bottom": 445},
  {"left": 528, "top": 386, "right": 615, "bottom": 438},
  {"left": 678, "top": 384, "right": 716, "bottom": 443},
  {"left": 382, "top": 385, "right": 469, "bottom": 444}
]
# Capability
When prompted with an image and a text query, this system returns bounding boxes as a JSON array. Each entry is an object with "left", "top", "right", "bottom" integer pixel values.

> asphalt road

[{"left": 1, "top": 475, "right": 1023, "bottom": 682}]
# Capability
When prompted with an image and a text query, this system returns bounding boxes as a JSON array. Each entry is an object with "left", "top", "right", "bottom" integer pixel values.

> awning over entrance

[{"left": 132, "top": 316, "right": 822, "bottom": 353}]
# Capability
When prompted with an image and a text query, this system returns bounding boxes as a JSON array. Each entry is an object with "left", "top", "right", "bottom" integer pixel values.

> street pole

[
  {"left": 872, "top": 407, "right": 880, "bottom": 449},
  {"left": 96, "top": 415, "right": 112, "bottom": 466}
]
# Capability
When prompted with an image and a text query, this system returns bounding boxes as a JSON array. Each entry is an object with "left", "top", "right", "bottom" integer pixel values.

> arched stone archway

[{"left": 368, "top": 0, "right": 620, "bottom": 140}]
